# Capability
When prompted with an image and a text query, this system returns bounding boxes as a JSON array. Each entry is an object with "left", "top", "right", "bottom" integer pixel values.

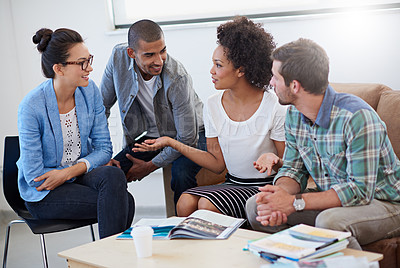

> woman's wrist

[
  {"left": 277, "top": 158, "right": 283, "bottom": 169},
  {"left": 166, "top": 137, "right": 175, "bottom": 148},
  {"left": 66, "top": 162, "right": 87, "bottom": 179}
]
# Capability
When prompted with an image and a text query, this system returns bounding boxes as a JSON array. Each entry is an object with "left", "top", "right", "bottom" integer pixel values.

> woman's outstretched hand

[
  {"left": 253, "top": 153, "right": 281, "bottom": 176},
  {"left": 132, "top": 136, "right": 172, "bottom": 152}
]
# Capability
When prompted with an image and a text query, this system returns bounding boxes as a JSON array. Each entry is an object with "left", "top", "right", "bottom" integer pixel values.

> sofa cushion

[
  {"left": 331, "top": 83, "right": 391, "bottom": 110},
  {"left": 362, "top": 237, "right": 400, "bottom": 268},
  {"left": 377, "top": 90, "right": 400, "bottom": 159}
]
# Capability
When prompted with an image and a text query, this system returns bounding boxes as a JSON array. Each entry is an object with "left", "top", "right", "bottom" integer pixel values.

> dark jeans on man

[
  {"left": 114, "top": 130, "right": 207, "bottom": 204},
  {"left": 26, "top": 166, "right": 135, "bottom": 239}
]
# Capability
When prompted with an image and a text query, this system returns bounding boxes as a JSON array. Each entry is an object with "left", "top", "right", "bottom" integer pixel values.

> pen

[
  {"left": 134, "top": 131, "right": 148, "bottom": 141},
  {"left": 315, "top": 239, "right": 339, "bottom": 250},
  {"left": 259, "top": 251, "right": 279, "bottom": 263},
  {"left": 260, "top": 251, "right": 299, "bottom": 263}
]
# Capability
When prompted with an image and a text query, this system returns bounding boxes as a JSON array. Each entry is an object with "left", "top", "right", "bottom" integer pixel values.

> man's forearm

[
  {"left": 274, "top": 177, "right": 342, "bottom": 210},
  {"left": 302, "top": 189, "right": 342, "bottom": 210},
  {"left": 274, "top": 177, "right": 301, "bottom": 195},
  {"left": 148, "top": 160, "right": 159, "bottom": 173}
]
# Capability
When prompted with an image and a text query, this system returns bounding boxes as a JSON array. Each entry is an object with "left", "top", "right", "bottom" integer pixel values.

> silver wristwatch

[{"left": 293, "top": 194, "right": 305, "bottom": 212}]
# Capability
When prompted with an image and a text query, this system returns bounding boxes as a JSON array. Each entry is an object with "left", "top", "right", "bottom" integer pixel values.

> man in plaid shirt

[{"left": 246, "top": 38, "right": 400, "bottom": 249}]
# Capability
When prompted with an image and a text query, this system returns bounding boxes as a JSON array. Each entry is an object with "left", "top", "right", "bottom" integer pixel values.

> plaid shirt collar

[{"left": 300, "top": 85, "right": 334, "bottom": 129}]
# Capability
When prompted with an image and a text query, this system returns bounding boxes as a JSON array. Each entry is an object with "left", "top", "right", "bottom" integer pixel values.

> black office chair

[{"left": 2, "top": 136, "right": 97, "bottom": 268}]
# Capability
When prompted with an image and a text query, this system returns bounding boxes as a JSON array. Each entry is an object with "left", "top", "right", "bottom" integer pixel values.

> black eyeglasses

[{"left": 62, "top": 55, "right": 94, "bottom": 70}]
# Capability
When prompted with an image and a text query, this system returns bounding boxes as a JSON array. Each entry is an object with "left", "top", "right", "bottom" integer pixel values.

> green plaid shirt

[{"left": 275, "top": 85, "right": 400, "bottom": 206}]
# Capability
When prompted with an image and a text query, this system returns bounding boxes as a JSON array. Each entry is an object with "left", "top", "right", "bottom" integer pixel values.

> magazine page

[
  {"left": 170, "top": 217, "right": 226, "bottom": 239},
  {"left": 117, "top": 210, "right": 244, "bottom": 240},
  {"left": 134, "top": 217, "right": 185, "bottom": 227},
  {"left": 169, "top": 217, "right": 227, "bottom": 239},
  {"left": 169, "top": 210, "right": 245, "bottom": 239},
  {"left": 188, "top": 210, "right": 244, "bottom": 227},
  {"left": 116, "top": 217, "right": 185, "bottom": 240}
]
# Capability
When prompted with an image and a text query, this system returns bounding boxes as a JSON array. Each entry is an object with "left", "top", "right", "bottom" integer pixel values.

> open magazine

[
  {"left": 117, "top": 210, "right": 245, "bottom": 240},
  {"left": 248, "top": 224, "right": 351, "bottom": 261}
]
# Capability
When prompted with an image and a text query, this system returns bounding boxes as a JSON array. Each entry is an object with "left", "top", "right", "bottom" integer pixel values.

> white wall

[
  {"left": 1, "top": 0, "right": 400, "bottom": 210},
  {"left": 0, "top": 0, "right": 22, "bottom": 163}
]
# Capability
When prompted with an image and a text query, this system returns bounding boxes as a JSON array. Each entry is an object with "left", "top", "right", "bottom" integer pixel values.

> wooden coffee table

[{"left": 58, "top": 228, "right": 383, "bottom": 268}]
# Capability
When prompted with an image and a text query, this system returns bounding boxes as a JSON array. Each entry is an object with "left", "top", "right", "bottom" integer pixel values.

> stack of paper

[
  {"left": 260, "top": 256, "right": 375, "bottom": 268},
  {"left": 248, "top": 224, "right": 351, "bottom": 262}
]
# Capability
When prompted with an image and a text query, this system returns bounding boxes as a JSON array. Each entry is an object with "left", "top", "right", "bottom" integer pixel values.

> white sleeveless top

[{"left": 203, "top": 90, "right": 287, "bottom": 179}]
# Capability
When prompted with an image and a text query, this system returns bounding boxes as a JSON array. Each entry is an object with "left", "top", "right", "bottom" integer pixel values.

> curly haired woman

[{"left": 134, "top": 16, "right": 287, "bottom": 220}]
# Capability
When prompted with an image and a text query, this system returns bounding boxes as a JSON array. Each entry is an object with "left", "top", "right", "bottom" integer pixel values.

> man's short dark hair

[
  {"left": 128, "top": 19, "right": 164, "bottom": 50},
  {"left": 272, "top": 38, "right": 329, "bottom": 95}
]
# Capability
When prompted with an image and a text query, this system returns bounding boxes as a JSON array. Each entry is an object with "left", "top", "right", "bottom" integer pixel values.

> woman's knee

[
  {"left": 99, "top": 165, "right": 125, "bottom": 177},
  {"left": 177, "top": 194, "right": 199, "bottom": 216},
  {"left": 198, "top": 197, "right": 220, "bottom": 213},
  {"left": 96, "top": 166, "right": 127, "bottom": 189}
]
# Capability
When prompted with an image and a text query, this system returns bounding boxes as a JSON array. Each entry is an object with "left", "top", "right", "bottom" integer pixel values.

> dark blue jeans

[
  {"left": 114, "top": 130, "right": 207, "bottom": 204},
  {"left": 25, "top": 166, "right": 134, "bottom": 239}
]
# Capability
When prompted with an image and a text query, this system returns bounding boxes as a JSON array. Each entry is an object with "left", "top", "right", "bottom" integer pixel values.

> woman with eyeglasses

[{"left": 17, "top": 28, "right": 134, "bottom": 239}]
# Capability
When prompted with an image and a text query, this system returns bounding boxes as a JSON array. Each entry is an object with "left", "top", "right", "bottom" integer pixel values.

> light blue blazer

[{"left": 17, "top": 79, "right": 113, "bottom": 202}]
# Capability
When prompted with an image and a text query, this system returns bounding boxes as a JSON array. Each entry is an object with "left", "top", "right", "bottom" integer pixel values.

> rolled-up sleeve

[
  {"left": 152, "top": 75, "right": 200, "bottom": 167},
  {"left": 330, "top": 110, "right": 384, "bottom": 206}
]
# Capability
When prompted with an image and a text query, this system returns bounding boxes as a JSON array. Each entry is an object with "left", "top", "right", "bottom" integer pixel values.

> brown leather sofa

[
  {"left": 162, "top": 83, "right": 400, "bottom": 267},
  {"left": 331, "top": 83, "right": 400, "bottom": 268}
]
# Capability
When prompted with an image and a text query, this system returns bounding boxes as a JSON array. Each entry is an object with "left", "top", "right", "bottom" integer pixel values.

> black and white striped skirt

[{"left": 184, "top": 173, "right": 274, "bottom": 219}]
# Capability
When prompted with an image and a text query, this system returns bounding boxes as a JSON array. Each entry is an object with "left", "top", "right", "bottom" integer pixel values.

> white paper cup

[{"left": 131, "top": 226, "right": 154, "bottom": 258}]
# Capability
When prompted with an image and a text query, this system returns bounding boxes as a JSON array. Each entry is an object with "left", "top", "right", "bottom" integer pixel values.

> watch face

[{"left": 294, "top": 198, "right": 305, "bottom": 211}]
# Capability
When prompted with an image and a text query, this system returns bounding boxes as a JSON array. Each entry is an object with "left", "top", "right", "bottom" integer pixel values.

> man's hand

[
  {"left": 34, "top": 169, "right": 70, "bottom": 191},
  {"left": 125, "top": 155, "right": 158, "bottom": 182},
  {"left": 133, "top": 137, "right": 172, "bottom": 152},
  {"left": 256, "top": 211, "right": 288, "bottom": 226},
  {"left": 105, "top": 158, "right": 121, "bottom": 168},
  {"left": 255, "top": 185, "right": 296, "bottom": 226}
]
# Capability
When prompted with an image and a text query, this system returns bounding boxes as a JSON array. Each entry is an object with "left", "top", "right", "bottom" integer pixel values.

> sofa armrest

[{"left": 162, "top": 165, "right": 175, "bottom": 217}]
